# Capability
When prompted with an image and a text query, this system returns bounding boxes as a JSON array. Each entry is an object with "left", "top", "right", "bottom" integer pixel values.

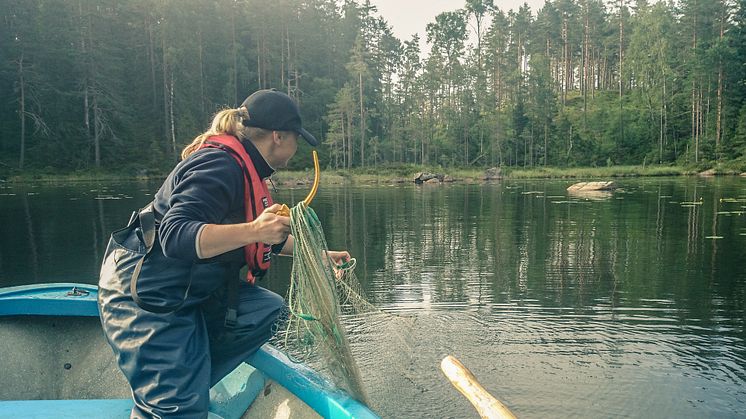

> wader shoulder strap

[
  {"left": 129, "top": 203, "right": 191, "bottom": 314},
  {"left": 130, "top": 202, "right": 156, "bottom": 283}
]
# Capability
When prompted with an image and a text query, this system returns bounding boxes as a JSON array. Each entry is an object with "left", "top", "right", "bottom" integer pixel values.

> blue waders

[{"left": 98, "top": 209, "right": 284, "bottom": 419}]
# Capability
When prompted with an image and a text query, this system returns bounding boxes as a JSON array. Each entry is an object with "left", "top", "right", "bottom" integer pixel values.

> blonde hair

[
  {"left": 182, "top": 107, "right": 277, "bottom": 159},
  {"left": 181, "top": 107, "right": 246, "bottom": 159}
]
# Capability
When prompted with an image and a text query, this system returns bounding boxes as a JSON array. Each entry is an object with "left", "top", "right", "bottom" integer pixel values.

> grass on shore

[
  {"left": 266, "top": 164, "right": 736, "bottom": 185},
  {"left": 503, "top": 165, "right": 692, "bottom": 179},
  {"left": 2, "top": 164, "right": 743, "bottom": 185}
]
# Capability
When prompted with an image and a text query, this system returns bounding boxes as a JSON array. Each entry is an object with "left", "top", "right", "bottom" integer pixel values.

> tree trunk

[
  {"left": 583, "top": 0, "right": 589, "bottom": 122},
  {"left": 163, "top": 33, "right": 169, "bottom": 150},
  {"left": 84, "top": 86, "right": 90, "bottom": 141},
  {"left": 619, "top": 0, "right": 624, "bottom": 151},
  {"left": 716, "top": 3, "right": 724, "bottom": 157},
  {"left": 18, "top": 53, "right": 26, "bottom": 170},
  {"left": 660, "top": 73, "right": 665, "bottom": 163},
  {"left": 170, "top": 71, "right": 177, "bottom": 160},
  {"left": 544, "top": 120, "right": 548, "bottom": 166},
  {"left": 86, "top": 3, "right": 100, "bottom": 169},
  {"left": 562, "top": 18, "right": 568, "bottom": 105},
  {"left": 257, "top": 37, "right": 262, "bottom": 89},
  {"left": 198, "top": 27, "right": 205, "bottom": 118},
  {"left": 347, "top": 108, "right": 353, "bottom": 169},
  {"left": 339, "top": 112, "right": 345, "bottom": 169},
  {"left": 79, "top": 0, "right": 90, "bottom": 143},
  {"left": 692, "top": 3, "right": 698, "bottom": 162},
  {"left": 663, "top": 76, "right": 668, "bottom": 157},
  {"left": 231, "top": 11, "right": 238, "bottom": 105},
  {"left": 359, "top": 71, "right": 365, "bottom": 168},
  {"left": 93, "top": 94, "right": 101, "bottom": 168},
  {"left": 281, "top": 25, "right": 286, "bottom": 90},
  {"left": 148, "top": 16, "right": 157, "bottom": 112}
]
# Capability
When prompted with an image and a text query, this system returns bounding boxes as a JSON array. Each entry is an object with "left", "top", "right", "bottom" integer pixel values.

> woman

[{"left": 98, "top": 89, "right": 349, "bottom": 418}]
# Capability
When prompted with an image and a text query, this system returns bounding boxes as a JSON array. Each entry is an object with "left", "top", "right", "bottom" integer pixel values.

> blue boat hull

[{"left": 0, "top": 283, "right": 378, "bottom": 419}]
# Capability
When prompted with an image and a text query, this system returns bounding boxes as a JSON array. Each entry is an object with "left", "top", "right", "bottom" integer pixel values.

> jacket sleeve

[{"left": 158, "top": 150, "right": 244, "bottom": 261}]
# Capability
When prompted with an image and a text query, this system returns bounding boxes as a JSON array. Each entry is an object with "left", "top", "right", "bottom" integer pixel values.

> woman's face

[{"left": 272, "top": 131, "right": 299, "bottom": 168}]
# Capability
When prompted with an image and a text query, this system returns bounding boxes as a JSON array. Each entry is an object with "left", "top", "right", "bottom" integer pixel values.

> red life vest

[{"left": 199, "top": 135, "right": 273, "bottom": 284}]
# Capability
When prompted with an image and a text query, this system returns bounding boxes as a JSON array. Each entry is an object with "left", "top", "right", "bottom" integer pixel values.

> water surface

[{"left": 1, "top": 177, "right": 744, "bottom": 418}]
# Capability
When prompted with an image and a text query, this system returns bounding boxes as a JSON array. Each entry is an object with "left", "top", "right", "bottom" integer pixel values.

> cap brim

[{"left": 298, "top": 128, "right": 319, "bottom": 146}]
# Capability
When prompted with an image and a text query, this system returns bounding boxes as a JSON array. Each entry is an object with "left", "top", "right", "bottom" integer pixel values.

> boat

[{"left": 0, "top": 283, "right": 379, "bottom": 419}]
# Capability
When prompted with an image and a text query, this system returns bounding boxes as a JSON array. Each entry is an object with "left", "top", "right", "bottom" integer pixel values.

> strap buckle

[{"left": 224, "top": 308, "right": 238, "bottom": 329}]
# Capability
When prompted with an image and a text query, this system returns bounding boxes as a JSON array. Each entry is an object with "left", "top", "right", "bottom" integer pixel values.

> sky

[{"left": 370, "top": 0, "right": 547, "bottom": 45}]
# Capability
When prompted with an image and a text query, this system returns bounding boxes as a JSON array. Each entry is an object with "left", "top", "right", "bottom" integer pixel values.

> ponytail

[{"left": 181, "top": 108, "right": 249, "bottom": 159}]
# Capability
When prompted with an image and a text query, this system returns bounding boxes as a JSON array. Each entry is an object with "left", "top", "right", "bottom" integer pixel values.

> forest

[{"left": 2, "top": 0, "right": 746, "bottom": 173}]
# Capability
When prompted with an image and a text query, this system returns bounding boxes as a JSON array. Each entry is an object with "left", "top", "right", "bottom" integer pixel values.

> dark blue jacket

[{"left": 136, "top": 138, "right": 280, "bottom": 304}]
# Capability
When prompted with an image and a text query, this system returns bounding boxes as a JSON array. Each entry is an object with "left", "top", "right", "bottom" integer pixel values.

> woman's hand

[
  {"left": 327, "top": 250, "right": 353, "bottom": 279},
  {"left": 196, "top": 204, "right": 290, "bottom": 259},
  {"left": 327, "top": 250, "right": 351, "bottom": 266},
  {"left": 250, "top": 204, "right": 291, "bottom": 245}
]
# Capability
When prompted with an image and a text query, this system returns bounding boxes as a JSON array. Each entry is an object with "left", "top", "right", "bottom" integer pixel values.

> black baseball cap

[{"left": 240, "top": 89, "right": 319, "bottom": 146}]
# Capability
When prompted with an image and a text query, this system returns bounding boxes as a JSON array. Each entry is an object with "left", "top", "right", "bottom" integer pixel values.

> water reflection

[
  {"left": 271, "top": 179, "right": 746, "bottom": 417},
  {"left": 21, "top": 192, "right": 40, "bottom": 282},
  {"left": 1, "top": 178, "right": 745, "bottom": 417},
  {"left": 0, "top": 180, "right": 160, "bottom": 285}
]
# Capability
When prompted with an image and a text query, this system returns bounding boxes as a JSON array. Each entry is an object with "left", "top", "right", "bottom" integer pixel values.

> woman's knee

[{"left": 264, "top": 289, "right": 285, "bottom": 312}]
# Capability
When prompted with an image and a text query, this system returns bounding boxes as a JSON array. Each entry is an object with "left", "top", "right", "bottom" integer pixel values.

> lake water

[{"left": 1, "top": 177, "right": 745, "bottom": 418}]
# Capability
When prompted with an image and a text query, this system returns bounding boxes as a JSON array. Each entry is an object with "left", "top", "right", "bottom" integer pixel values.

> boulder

[
  {"left": 483, "top": 167, "right": 502, "bottom": 181},
  {"left": 567, "top": 181, "right": 617, "bottom": 192},
  {"left": 414, "top": 172, "right": 443, "bottom": 184},
  {"left": 698, "top": 168, "right": 717, "bottom": 177}
]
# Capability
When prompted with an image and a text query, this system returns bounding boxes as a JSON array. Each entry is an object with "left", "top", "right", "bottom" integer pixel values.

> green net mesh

[{"left": 279, "top": 202, "right": 376, "bottom": 404}]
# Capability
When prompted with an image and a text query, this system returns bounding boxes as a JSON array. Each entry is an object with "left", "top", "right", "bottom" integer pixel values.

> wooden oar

[{"left": 440, "top": 355, "right": 517, "bottom": 419}]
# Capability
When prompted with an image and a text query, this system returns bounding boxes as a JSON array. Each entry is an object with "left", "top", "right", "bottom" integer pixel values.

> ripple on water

[{"left": 341, "top": 302, "right": 746, "bottom": 418}]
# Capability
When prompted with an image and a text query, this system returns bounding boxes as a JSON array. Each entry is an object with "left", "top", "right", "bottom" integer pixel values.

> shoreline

[{"left": 2, "top": 165, "right": 744, "bottom": 185}]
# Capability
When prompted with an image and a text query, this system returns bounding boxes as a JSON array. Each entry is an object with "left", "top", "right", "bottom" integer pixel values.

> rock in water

[
  {"left": 567, "top": 181, "right": 617, "bottom": 192},
  {"left": 483, "top": 167, "right": 502, "bottom": 181},
  {"left": 414, "top": 172, "right": 443, "bottom": 184}
]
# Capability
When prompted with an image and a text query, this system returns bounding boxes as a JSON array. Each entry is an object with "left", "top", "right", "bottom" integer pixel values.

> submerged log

[{"left": 567, "top": 181, "right": 617, "bottom": 192}]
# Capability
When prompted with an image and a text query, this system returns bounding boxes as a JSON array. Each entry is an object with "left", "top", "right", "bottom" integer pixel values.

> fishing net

[{"left": 278, "top": 201, "right": 376, "bottom": 404}]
